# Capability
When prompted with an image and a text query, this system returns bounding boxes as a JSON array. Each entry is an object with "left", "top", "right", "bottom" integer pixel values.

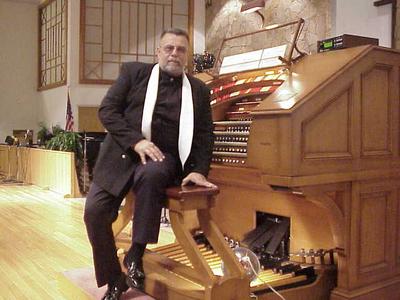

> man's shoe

[
  {"left": 125, "top": 261, "right": 145, "bottom": 291},
  {"left": 101, "top": 274, "right": 129, "bottom": 300}
]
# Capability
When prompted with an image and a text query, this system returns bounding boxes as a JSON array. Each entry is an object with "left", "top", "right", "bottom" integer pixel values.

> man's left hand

[{"left": 181, "top": 172, "right": 217, "bottom": 188}]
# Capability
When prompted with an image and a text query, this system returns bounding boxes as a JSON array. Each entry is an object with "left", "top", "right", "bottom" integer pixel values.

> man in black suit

[{"left": 84, "top": 28, "right": 215, "bottom": 300}]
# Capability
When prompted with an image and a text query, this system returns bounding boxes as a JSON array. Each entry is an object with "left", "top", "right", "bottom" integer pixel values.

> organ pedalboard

[{"left": 148, "top": 228, "right": 335, "bottom": 295}]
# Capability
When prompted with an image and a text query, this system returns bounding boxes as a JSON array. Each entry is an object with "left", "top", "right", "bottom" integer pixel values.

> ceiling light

[{"left": 240, "top": 0, "right": 266, "bottom": 14}]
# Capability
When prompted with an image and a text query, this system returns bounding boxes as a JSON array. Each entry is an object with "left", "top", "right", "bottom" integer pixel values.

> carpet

[{"left": 61, "top": 267, "right": 155, "bottom": 299}]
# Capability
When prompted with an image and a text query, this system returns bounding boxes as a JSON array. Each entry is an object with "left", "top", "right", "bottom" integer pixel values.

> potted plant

[
  {"left": 193, "top": 51, "right": 215, "bottom": 73},
  {"left": 37, "top": 122, "right": 51, "bottom": 146},
  {"left": 46, "top": 130, "right": 82, "bottom": 156},
  {"left": 51, "top": 124, "right": 63, "bottom": 136}
]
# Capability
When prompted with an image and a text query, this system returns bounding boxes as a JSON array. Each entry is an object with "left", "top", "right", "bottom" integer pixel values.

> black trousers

[{"left": 84, "top": 154, "right": 177, "bottom": 287}]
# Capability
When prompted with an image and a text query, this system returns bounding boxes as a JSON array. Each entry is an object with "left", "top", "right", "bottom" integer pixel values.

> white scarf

[{"left": 141, "top": 64, "right": 194, "bottom": 168}]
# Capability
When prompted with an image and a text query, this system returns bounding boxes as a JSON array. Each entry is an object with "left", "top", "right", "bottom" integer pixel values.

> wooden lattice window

[
  {"left": 38, "top": 0, "right": 68, "bottom": 90},
  {"left": 80, "top": 0, "right": 191, "bottom": 84}
]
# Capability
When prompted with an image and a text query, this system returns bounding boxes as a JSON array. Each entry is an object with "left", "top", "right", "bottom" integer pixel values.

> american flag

[{"left": 65, "top": 90, "right": 74, "bottom": 131}]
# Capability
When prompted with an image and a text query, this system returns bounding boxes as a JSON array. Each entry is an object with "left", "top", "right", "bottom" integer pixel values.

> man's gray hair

[{"left": 160, "top": 28, "right": 189, "bottom": 41}]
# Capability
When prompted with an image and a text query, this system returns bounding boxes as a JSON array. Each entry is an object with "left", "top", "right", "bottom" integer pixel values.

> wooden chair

[{"left": 112, "top": 185, "right": 251, "bottom": 300}]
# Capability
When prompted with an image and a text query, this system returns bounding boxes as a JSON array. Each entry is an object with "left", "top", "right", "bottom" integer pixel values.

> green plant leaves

[{"left": 45, "top": 131, "right": 83, "bottom": 159}]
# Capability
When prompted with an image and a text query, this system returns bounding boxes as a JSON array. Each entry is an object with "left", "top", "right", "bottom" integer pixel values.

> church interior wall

[
  {"left": 0, "top": 0, "right": 395, "bottom": 143},
  {"left": 0, "top": 0, "right": 205, "bottom": 142},
  {"left": 333, "top": 0, "right": 392, "bottom": 47},
  {"left": 205, "top": 0, "right": 392, "bottom": 60},
  {"left": 0, "top": 0, "right": 39, "bottom": 143}
]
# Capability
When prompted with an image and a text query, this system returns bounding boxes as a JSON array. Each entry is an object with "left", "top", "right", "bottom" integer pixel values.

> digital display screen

[{"left": 323, "top": 40, "right": 333, "bottom": 49}]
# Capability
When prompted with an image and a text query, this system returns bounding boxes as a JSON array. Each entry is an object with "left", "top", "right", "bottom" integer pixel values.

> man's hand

[
  {"left": 133, "top": 140, "right": 165, "bottom": 164},
  {"left": 181, "top": 172, "right": 217, "bottom": 188}
]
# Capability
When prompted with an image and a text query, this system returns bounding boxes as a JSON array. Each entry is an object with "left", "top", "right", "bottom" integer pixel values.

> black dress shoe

[
  {"left": 102, "top": 274, "right": 129, "bottom": 300},
  {"left": 125, "top": 261, "right": 145, "bottom": 291}
]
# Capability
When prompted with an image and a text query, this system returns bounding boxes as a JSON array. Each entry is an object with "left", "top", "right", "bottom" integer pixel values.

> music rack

[{"left": 211, "top": 18, "right": 307, "bottom": 77}]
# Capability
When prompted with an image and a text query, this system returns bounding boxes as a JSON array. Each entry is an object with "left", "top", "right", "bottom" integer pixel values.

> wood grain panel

[
  {"left": 0, "top": 146, "right": 80, "bottom": 197},
  {"left": 0, "top": 146, "right": 9, "bottom": 174},
  {"left": 78, "top": 106, "right": 104, "bottom": 132},
  {"left": 29, "top": 148, "right": 79, "bottom": 197},
  {"left": 358, "top": 191, "right": 390, "bottom": 273},
  {"left": 209, "top": 185, "right": 336, "bottom": 252},
  {"left": 398, "top": 188, "right": 400, "bottom": 266},
  {"left": 349, "top": 179, "right": 399, "bottom": 290},
  {"left": 361, "top": 64, "right": 392, "bottom": 157},
  {"left": 302, "top": 87, "right": 352, "bottom": 159},
  {"left": 0, "top": 145, "right": 18, "bottom": 179}
]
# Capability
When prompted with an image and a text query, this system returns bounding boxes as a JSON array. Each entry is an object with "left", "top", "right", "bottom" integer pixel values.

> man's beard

[{"left": 163, "top": 63, "right": 184, "bottom": 76}]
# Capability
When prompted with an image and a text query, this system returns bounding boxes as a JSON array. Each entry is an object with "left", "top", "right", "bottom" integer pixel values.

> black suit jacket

[{"left": 93, "top": 62, "right": 214, "bottom": 196}]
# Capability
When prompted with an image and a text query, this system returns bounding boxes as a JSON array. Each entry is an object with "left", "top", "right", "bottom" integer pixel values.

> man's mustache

[{"left": 168, "top": 60, "right": 181, "bottom": 65}]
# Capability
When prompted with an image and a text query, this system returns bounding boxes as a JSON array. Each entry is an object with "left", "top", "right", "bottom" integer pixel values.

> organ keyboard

[
  {"left": 210, "top": 68, "right": 286, "bottom": 167},
  {"left": 212, "top": 120, "right": 249, "bottom": 165}
]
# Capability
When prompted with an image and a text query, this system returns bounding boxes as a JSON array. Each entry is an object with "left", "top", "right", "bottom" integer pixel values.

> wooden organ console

[
  {"left": 113, "top": 42, "right": 400, "bottom": 299},
  {"left": 206, "top": 44, "right": 400, "bottom": 300}
]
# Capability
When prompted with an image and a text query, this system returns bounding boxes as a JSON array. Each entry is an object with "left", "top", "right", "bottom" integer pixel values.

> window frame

[
  {"left": 79, "top": 0, "right": 194, "bottom": 84},
  {"left": 38, "top": 0, "right": 68, "bottom": 91}
]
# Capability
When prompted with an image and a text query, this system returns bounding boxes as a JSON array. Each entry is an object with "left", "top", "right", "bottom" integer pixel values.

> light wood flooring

[
  {"left": 0, "top": 184, "right": 92, "bottom": 300},
  {"left": 0, "top": 184, "right": 175, "bottom": 300}
]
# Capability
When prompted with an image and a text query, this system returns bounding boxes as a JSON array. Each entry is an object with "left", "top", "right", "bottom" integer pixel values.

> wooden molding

[
  {"left": 360, "top": 64, "right": 393, "bottom": 157},
  {"left": 374, "top": 0, "right": 393, "bottom": 7},
  {"left": 301, "top": 86, "right": 353, "bottom": 160},
  {"left": 79, "top": 0, "right": 193, "bottom": 83}
]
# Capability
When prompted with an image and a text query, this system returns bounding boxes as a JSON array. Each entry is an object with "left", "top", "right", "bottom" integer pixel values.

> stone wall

[{"left": 205, "top": 0, "right": 331, "bottom": 59}]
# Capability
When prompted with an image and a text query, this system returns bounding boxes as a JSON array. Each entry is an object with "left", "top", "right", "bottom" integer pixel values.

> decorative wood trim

[
  {"left": 360, "top": 64, "right": 393, "bottom": 158},
  {"left": 79, "top": 78, "right": 114, "bottom": 85},
  {"left": 357, "top": 190, "right": 391, "bottom": 275},
  {"left": 37, "top": 1, "right": 41, "bottom": 90},
  {"left": 80, "top": 0, "right": 192, "bottom": 84},
  {"left": 302, "top": 152, "right": 353, "bottom": 160},
  {"left": 301, "top": 186, "right": 347, "bottom": 248},
  {"left": 37, "top": 0, "right": 68, "bottom": 90},
  {"left": 359, "top": 261, "right": 389, "bottom": 274},
  {"left": 301, "top": 85, "right": 353, "bottom": 160},
  {"left": 65, "top": 0, "right": 68, "bottom": 89},
  {"left": 188, "top": 0, "right": 194, "bottom": 74},
  {"left": 397, "top": 187, "right": 400, "bottom": 266},
  {"left": 79, "top": 0, "right": 85, "bottom": 84},
  {"left": 374, "top": 0, "right": 393, "bottom": 6},
  {"left": 37, "top": 80, "right": 67, "bottom": 91}
]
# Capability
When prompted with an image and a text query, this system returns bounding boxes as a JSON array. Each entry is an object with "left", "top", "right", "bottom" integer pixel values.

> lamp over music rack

[{"left": 240, "top": 0, "right": 266, "bottom": 27}]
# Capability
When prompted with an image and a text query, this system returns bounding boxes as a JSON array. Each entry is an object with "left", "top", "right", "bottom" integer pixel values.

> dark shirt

[{"left": 151, "top": 69, "right": 183, "bottom": 158}]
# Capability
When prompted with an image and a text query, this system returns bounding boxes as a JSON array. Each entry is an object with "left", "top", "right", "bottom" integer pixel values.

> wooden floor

[
  {"left": 0, "top": 184, "right": 92, "bottom": 300},
  {"left": 0, "top": 183, "right": 175, "bottom": 300}
]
